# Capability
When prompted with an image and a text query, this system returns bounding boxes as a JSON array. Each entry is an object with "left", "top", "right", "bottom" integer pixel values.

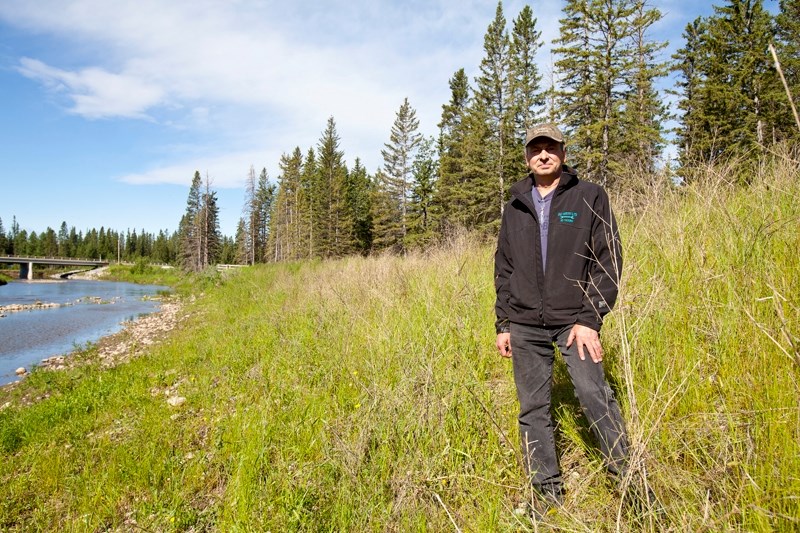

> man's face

[{"left": 526, "top": 137, "right": 566, "bottom": 179}]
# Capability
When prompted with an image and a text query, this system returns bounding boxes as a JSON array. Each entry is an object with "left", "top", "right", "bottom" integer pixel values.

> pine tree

[
  {"left": 509, "top": 5, "right": 544, "bottom": 132},
  {"left": 234, "top": 218, "right": 248, "bottom": 264},
  {"left": 254, "top": 168, "right": 274, "bottom": 262},
  {"left": 316, "top": 117, "right": 352, "bottom": 258},
  {"left": 200, "top": 174, "right": 222, "bottom": 267},
  {"left": 179, "top": 171, "right": 203, "bottom": 271},
  {"left": 619, "top": 0, "right": 669, "bottom": 172},
  {"left": 346, "top": 158, "right": 373, "bottom": 255},
  {"left": 378, "top": 98, "right": 422, "bottom": 251},
  {"left": 553, "top": 0, "right": 639, "bottom": 186},
  {"left": 473, "top": 1, "right": 514, "bottom": 217},
  {"left": 436, "top": 68, "right": 472, "bottom": 232},
  {"left": 407, "top": 136, "right": 439, "bottom": 249},
  {"left": 674, "top": 0, "right": 782, "bottom": 170},
  {"left": 242, "top": 166, "right": 258, "bottom": 265},
  {"left": 270, "top": 152, "right": 301, "bottom": 262},
  {"left": 775, "top": 0, "right": 800, "bottom": 139}
]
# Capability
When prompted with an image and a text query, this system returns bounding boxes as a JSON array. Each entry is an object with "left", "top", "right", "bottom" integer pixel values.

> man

[{"left": 494, "top": 123, "right": 629, "bottom": 513}]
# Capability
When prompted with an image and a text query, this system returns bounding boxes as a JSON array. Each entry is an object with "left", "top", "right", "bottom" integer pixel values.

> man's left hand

[{"left": 566, "top": 324, "right": 603, "bottom": 363}]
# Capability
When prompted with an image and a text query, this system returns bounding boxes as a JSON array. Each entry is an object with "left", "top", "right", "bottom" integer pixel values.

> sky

[{"left": 0, "top": 0, "right": 781, "bottom": 238}]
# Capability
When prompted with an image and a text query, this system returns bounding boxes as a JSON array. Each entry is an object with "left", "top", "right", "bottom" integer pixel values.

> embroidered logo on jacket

[{"left": 557, "top": 211, "right": 579, "bottom": 223}]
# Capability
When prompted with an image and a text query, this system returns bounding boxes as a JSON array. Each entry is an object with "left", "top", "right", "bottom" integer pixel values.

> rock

[
  {"left": 15, "top": 367, "right": 26, "bottom": 376},
  {"left": 167, "top": 396, "right": 186, "bottom": 407}
]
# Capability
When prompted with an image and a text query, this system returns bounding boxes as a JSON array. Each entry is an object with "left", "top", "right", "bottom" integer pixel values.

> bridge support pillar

[{"left": 19, "top": 262, "right": 34, "bottom": 280}]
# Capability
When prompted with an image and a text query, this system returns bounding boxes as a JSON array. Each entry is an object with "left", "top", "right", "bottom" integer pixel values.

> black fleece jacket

[{"left": 494, "top": 165, "right": 622, "bottom": 333}]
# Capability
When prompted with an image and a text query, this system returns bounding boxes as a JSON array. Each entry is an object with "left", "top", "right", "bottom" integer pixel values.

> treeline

[
  {"left": 0, "top": 215, "right": 238, "bottom": 265},
  {"left": 233, "top": 0, "right": 799, "bottom": 264},
  {"left": 4, "top": 0, "right": 797, "bottom": 269}
]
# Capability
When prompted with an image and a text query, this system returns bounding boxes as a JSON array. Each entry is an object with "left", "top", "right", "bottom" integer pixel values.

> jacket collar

[{"left": 509, "top": 165, "right": 578, "bottom": 213}]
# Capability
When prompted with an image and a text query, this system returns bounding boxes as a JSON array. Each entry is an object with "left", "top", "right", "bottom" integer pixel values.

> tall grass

[{"left": 0, "top": 149, "right": 798, "bottom": 531}]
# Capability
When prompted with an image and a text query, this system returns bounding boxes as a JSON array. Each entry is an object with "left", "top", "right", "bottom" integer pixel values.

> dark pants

[{"left": 510, "top": 322, "right": 629, "bottom": 490}]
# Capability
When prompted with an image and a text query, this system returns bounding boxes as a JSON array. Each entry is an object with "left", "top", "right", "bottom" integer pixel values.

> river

[{"left": 0, "top": 279, "right": 169, "bottom": 385}]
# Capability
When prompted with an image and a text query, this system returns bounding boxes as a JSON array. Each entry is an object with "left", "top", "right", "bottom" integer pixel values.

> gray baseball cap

[{"left": 525, "top": 123, "right": 564, "bottom": 145}]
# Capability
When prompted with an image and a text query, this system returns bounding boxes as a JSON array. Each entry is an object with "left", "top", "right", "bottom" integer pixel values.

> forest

[{"left": 1, "top": 0, "right": 797, "bottom": 271}]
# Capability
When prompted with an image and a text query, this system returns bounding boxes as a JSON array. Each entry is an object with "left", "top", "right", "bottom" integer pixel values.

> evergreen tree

[
  {"left": 472, "top": 1, "right": 514, "bottom": 217},
  {"left": 269, "top": 152, "right": 303, "bottom": 262},
  {"left": 242, "top": 166, "right": 259, "bottom": 265},
  {"left": 407, "top": 136, "right": 439, "bottom": 249},
  {"left": 436, "top": 68, "right": 471, "bottom": 232},
  {"left": 301, "top": 148, "right": 319, "bottom": 259},
  {"left": 57, "top": 222, "right": 70, "bottom": 257},
  {"left": 674, "top": 0, "right": 783, "bottom": 170},
  {"left": 369, "top": 169, "right": 403, "bottom": 252},
  {"left": 346, "top": 158, "right": 373, "bottom": 255},
  {"left": 553, "top": 0, "right": 640, "bottom": 186},
  {"left": 179, "top": 171, "right": 203, "bottom": 271},
  {"left": 509, "top": 5, "right": 544, "bottom": 132},
  {"left": 200, "top": 175, "right": 222, "bottom": 267},
  {"left": 774, "top": 0, "right": 800, "bottom": 139},
  {"left": 316, "top": 117, "right": 352, "bottom": 258},
  {"left": 378, "top": 98, "right": 422, "bottom": 251},
  {"left": 619, "top": 1, "right": 669, "bottom": 172},
  {"left": 255, "top": 169, "right": 275, "bottom": 262},
  {"left": 672, "top": 17, "right": 708, "bottom": 167},
  {"left": 234, "top": 218, "right": 248, "bottom": 264}
]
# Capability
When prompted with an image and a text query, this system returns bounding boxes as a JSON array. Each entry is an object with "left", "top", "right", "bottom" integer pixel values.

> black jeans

[{"left": 510, "top": 322, "right": 629, "bottom": 490}]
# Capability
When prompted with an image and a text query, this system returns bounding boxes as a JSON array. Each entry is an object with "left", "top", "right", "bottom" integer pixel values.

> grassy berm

[{"left": 1, "top": 153, "right": 798, "bottom": 532}]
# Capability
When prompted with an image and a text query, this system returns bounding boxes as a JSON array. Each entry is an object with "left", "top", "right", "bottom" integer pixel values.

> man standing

[{"left": 494, "top": 123, "right": 629, "bottom": 513}]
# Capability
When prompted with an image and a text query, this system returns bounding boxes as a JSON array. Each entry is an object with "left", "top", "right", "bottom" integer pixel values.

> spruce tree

[
  {"left": 179, "top": 171, "right": 203, "bottom": 271},
  {"left": 775, "top": 0, "right": 800, "bottom": 139},
  {"left": 672, "top": 17, "right": 708, "bottom": 168},
  {"left": 378, "top": 97, "right": 422, "bottom": 251},
  {"left": 269, "top": 152, "right": 302, "bottom": 261},
  {"left": 553, "top": 0, "right": 640, "bottom": 186},
  {"left": 200, "top": 175, "right": 222, "bottom": 267},
  {"left": 473, "top": 1, "right": 514, "bottom": 217},
  {"left": 407, "top": 136, "right": 438, "bottom": 249},
  {"left": 346, "top": 158, "right": 373, "bottom": 255},
  {"left": 619, "top": 0, "right": 669, "bottom": 173},
  {"left": 234, "top": 218, "right": 248, "bottom": 264},
  {"left": 242, "top": 166, "right": 258, "bottom": 265},
  {"left": 255, "top": 168, "right": 274, "bottom": 262},
  {"left": 509, "top": 5, "right": 544, "bottom": 132},
  {"left": 674, "top": 0, "right": 783, "bottom": 170},
  {"left": 316, "top": 117, "right": 352, "bottom": 258},
  {"left": 436, "top": 68, "right": 471, "bottom": 232}
]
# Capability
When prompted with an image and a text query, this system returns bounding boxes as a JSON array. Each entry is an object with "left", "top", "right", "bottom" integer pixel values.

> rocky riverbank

[
  {"left": 3, "top": 295, "right": 188, "bottom": 395},
  {"left": 39, "top": 296, "right": 187, "bottom": 372}
]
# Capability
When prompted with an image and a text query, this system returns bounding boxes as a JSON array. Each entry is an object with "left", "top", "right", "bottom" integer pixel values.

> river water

[{"left": 0, "top": 279, "right": 169, "bottom": 385}]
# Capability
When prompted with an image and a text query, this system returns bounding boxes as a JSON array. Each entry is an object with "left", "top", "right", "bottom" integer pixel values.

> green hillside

[{"left": 1, "top": 154, "right": 798, "bottom": 531}]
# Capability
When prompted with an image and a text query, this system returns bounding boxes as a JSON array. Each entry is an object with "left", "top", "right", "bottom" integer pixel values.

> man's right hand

[{"left": 496, "top": 332, "right": 512, "bottom": 358}]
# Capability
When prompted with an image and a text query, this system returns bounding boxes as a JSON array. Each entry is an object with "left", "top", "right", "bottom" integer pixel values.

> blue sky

[{"left": 0, "top": 0, "right": 780, "bottom": 238}]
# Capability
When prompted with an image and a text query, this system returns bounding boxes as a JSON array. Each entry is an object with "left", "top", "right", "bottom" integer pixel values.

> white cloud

[
  {"left": 1, "top": 0, "right": 576, "bottom": 184},
  {"left": 117, "top": 149, "right": 281, "bottom": 189},
  {"left": 17, "top": 58, "right": 164, "bottom": 119}
]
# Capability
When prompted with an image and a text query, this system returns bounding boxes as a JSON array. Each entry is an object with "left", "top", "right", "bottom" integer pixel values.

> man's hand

[
  {"left": 496, "top": 332, "right": 512, "bottom": 358},
  {"left": 566, "top": 324, "right": 603, "bottom": 363}
]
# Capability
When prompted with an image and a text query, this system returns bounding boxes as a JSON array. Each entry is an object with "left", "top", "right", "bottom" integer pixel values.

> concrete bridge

[{"left": 0, "top": 255, "right": 109, "bottom": 280}]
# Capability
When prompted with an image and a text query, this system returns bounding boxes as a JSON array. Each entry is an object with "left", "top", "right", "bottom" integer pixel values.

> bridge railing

[{"left": 0, "top": 254, "right": 108, "bottom": 263}]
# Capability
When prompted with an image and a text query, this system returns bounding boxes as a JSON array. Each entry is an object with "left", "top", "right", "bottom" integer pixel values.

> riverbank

[{"left": 3, "top": 295, "right": 186, "bottom": 394}]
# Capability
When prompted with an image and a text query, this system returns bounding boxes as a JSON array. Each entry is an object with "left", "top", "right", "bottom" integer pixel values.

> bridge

[{"left": 0, "top": 255, "right": 109, "bottom": 280}]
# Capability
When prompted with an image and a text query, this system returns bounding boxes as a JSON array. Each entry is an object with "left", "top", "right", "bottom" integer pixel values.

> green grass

[{"left": 1, "top": 152, "right": 798, "bottom": 531}]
